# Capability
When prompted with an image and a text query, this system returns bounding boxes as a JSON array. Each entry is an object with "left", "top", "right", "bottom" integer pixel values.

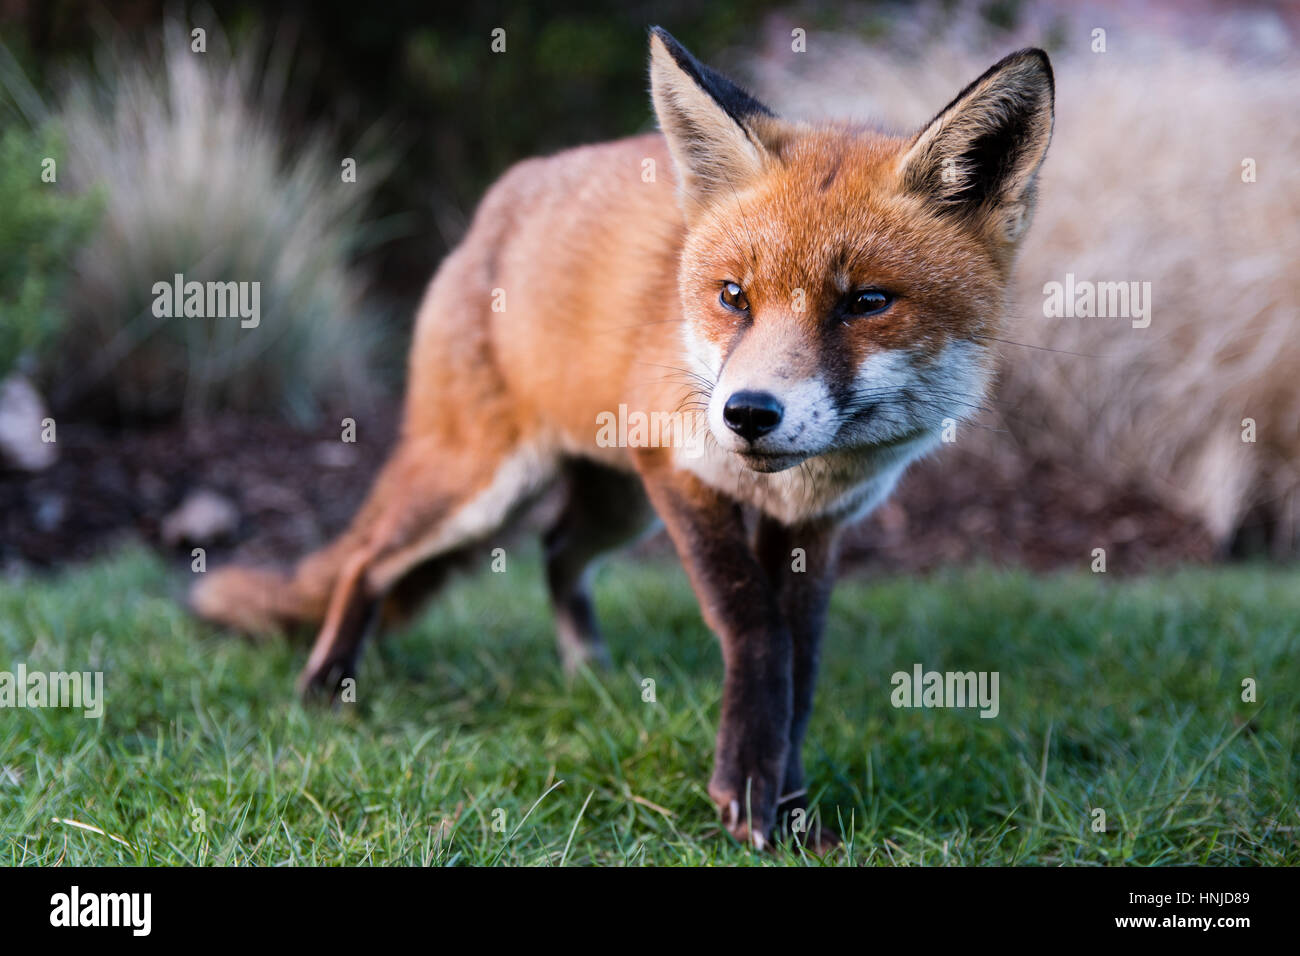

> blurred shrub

[
  {"left": 2, "top": 0, "right": 788, "bottom": 302},
  {"left": 51, "top": 23, "right": 385, "bottom": 423},
  {"left": 1000, "top": 48, "right": 1300, "bottom": 558},
  {"left": 0, "top": 122, "right": 99, "bottom": 378},
  {"left": 1, "top": 3, "right": 793, "bottom": 423}
]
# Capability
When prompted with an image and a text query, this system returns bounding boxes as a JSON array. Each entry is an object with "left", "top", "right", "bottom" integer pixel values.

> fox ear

[
  {"left": 900, "top": 49, "right": 1054, "bottom": 240},
  {"left": 649, "top": 27, "right": 776, "bottom": 214}
]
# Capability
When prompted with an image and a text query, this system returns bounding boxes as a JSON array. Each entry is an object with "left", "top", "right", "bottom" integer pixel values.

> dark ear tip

[
  {"left": 1006, "top": 47, "right": 1054, "bottom": 94},
  {"left": 649, "top": 25, "right": 678, "bottom": 52}
]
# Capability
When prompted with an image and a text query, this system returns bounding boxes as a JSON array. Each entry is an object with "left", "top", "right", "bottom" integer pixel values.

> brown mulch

[
  {"left": 840, "top": 445, "right": 1217, "bottom": 575},
  {"left": 1, "top": 407, "right": 1216, "bottom": 577},
  {"left": 1, "top": 411, "right": 399, "bottom": 573}
]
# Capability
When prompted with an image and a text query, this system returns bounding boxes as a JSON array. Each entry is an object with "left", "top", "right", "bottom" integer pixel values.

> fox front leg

[
  {"left": 637, "top": 461, "right": 793, "bottom": 848},
  {"left": 754, "top": 515, "right": 840, "bottom": 849}
]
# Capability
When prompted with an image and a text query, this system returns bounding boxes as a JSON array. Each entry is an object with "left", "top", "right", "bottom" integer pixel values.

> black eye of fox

[
  {"left": 845, "top": 288, "right": 893, "bottom": 316},
  {"left": 719, "top": 282, "right": 749, "bottom": 313}
]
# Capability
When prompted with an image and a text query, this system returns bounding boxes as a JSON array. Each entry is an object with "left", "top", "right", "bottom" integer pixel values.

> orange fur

[{"left": 191, "top": 30, "right": 1053, "bottom": 846}]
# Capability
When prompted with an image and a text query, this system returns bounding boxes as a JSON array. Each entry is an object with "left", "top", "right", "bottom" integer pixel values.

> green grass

[{"left": 1, "top": 547, "right": 1296, "bottom": 865}]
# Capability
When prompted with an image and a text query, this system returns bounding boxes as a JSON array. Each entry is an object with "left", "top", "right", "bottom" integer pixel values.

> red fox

[{"left": 192, "top": 28, "right": 1053, "bottom": 848}]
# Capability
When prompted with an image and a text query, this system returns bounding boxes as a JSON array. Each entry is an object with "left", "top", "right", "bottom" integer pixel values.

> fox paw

[
  {"left": 295, "top": 656, "right": 355, "bottom": 705},
  {"left": 709, "top": 775, "right": 779, "bottom": 850}
]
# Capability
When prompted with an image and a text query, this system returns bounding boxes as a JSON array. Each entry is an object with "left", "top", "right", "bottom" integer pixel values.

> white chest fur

[{"left": 673, "top": 431, "right": 938, "bottom": 526}]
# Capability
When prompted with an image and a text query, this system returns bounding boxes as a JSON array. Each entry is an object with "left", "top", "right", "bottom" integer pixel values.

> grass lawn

[{"left": 1, "top": 545, "right": 1295, "bottom": 866}]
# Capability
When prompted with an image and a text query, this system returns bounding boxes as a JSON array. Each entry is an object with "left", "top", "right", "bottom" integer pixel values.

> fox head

[{"left": 649, "top": 28, "right": 1053, "bottom": 474}]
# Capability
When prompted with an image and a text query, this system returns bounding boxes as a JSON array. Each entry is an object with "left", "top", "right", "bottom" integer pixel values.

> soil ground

[{"left": 1, "top": 407, "right": 1215, "bottom": 579}]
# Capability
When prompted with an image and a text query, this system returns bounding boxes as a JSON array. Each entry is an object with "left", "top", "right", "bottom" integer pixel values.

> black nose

[{"left": 723, "top": 390, "right": 784, "bottom": 442}]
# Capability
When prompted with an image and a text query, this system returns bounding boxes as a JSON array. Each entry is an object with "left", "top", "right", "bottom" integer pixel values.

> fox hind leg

[
  {"left": 544, "top": 460, "right": 657, "bottom": 676},
  {"left": 190, "top": 438, "right": 453, "bottom": 640},
  {"left": 296, "top": 537, "right": 485, "bottom": 700},
  {"left": 298, "top": 438, "right": 554, "bottom": 698},
  {"left": 377, "top": 544, "right": 479, "bottom": 630}
]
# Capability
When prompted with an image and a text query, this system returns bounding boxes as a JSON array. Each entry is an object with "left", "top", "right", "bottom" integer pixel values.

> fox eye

[
  {"left": 719, "top": 281, "right": 749, "bottom": 313},
  {"left": 845, "top": 288, "right": 893, "bottom": 317}
]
